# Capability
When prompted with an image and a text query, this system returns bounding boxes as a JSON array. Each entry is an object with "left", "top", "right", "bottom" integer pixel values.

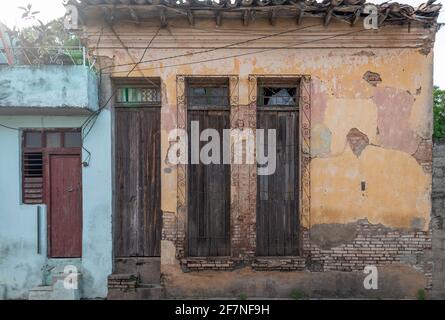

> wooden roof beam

[
  {"left": 269, "top": 9, "right": 277, "bottom": 26},
  {"left": 159, "top": 7, "right": 168, "bottom": 28},
  {"left": 187, "top": 9, "right": 194, "bottom": 26},
  {"left": 243, "top": 10, "right": 251, "bottom": 26},
  {"left": 128, "top": 7, "right": 140, "bottom": 23},
  {"left": 215, "top": 11, "right": 222, "bottom": 26}
]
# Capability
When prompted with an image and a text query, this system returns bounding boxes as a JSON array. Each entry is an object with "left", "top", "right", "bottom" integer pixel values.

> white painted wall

[{"left": 0, "top": 111, "right": 112, "bottom": 299}]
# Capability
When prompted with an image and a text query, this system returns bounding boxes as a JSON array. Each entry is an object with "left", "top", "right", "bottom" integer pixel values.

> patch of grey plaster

[
  {"left": 347, "top": 128, "right": 369, "bottom": 157},
  {"left": 312, "top": 123, "right": 332, "bottom": 157},
  {"left": 410, "top": 218, "right": 426, "bottom": 231},
  {"left": 353, "top": 50, "right": 376, "bottom": 57},
  {"left": 310, "top": 222, "right": 358, "bottom": 250},
  {"left": 363, "top": 71, "right": 382, "bottom": 86}
]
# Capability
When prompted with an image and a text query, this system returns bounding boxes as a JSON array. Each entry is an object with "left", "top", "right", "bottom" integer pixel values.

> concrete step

[
  {"left": 28, "top": 273, "right": 82, "bottom": 300},
  {"left": 136, "top": 284, "right": 163, "bottom": 300},
  {"left": 43, "top": 259, "right": 82, "bottom": 286},
  {"left": 28, "top": 286, "right": 53, "bottom": 300},
  {"left": 107, "top": 284, "right": 163, "bottom": 300},
  {"left": 115, "top": 258, "right": 161, "bottom": 285}
]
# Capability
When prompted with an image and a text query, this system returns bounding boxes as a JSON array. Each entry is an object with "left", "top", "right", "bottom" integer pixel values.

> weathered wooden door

[
  {"left": 115, "top": 108, "right": 162, "bottom": 257},
  {"left": 48, "top": 153, "right": 83, "bottom": 258},
  {"left": 257, "top": 108, "right": 300, "bottom": 256},
  {"left": 187, "top": 109, "right": 231, "bottom": 257}
]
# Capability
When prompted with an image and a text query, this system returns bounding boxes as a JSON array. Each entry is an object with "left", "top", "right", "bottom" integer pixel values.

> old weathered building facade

[
  {"left": 0, "top": 0, "right": 443, "bottom": 299},
  {"left": 72, "top": 0, "right": 442, "bottom": 299}
]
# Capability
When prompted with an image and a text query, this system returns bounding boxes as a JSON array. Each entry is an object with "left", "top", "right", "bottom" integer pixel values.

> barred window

[{"left": 257, "top": 78, "right": 300, "bottom": 108}]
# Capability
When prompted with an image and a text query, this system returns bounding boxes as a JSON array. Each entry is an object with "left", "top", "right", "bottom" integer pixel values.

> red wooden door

[{"left": 47, "top": 153, "right": 82, "bottom": 258}]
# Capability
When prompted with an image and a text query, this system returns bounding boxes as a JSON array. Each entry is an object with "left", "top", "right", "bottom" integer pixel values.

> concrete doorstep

[{"left": 28, "top": 273, "right": 82, "bottom": 301}]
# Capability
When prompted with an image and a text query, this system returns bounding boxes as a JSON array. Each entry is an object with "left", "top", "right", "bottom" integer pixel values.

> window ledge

[
  {"left": 252, "top": 257, "right": 306, "bottom": 271},
  {"left": 180, "top": 257, "right": 241, "bottom": 272}
]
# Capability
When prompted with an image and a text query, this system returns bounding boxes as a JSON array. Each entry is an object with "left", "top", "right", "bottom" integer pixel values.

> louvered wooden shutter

[{"left": 23, "top": 152, "right": 44, "bottom": 204}]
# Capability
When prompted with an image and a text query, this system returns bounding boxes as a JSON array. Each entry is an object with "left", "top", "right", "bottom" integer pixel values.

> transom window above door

[
  {"left": 23, "top": 129, "right": 82, "bottom": 149},
  {"left": 116, "top": 87, "right": 161, "bottom": 105},
  {"left": 114, "top": 78, "right": 162, "bottom": 107},
  {"left": 187, "top": 78, "right": 230, "bottom": 109},
  {"left": 257, "top": 78, "right": 300, "bottom": 108}
]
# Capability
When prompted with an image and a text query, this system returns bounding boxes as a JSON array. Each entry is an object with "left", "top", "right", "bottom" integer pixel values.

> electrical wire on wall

[
  {"left": 79, "top": 24, "right": 162, "bottom": 167},
  {"left": 99, "top": 23, "right": 324, "bottom": 73},
  {"left": 1, "top": 25, "right": 369, "bottom": 170},
  {"left": 0, "top": 26, "right": 368, "bottom": 137}
]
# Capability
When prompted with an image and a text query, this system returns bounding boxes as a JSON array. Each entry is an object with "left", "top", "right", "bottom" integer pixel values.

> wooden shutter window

[{"left": 23, "top": 152, "right": 44, "bottom": 204}]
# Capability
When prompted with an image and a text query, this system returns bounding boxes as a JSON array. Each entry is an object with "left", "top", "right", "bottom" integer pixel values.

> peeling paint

[
  {"left": 363, "top": 71, "right": 382, "bottom": 86},
  {"left": 373, "top": 86, "right": 421, "bottom": 155},
  {"left": 347, "top": 128, "right": 370, "bottom": 157}
]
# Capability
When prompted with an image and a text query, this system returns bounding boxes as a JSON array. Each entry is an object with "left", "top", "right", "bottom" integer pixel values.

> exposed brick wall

[
  {"left": 176, "top": 219, "right": 432, "bottom": 285},
  {"left": 164, "top": 77, "right": 434, "bottom": 293},
  {"left": 252, "top": 257, "right": 306, "bottom": 271},
  {"left": 180, "top": 258, "right": 242, "bottom": 272},
  {"left": 307, "top": 221, "right": 432, "bottom": 274},
  {"left": 108, "top": 274, "right": 137, "bottom": 291}
]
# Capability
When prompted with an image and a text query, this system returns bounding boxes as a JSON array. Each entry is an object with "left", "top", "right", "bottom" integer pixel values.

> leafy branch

[{"left": 434, "top": 86, "right": 445, "bottom": 141}]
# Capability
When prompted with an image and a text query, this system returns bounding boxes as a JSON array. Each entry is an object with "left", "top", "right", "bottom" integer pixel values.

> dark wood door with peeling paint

[
  {"left": 48, "top": 153, "right": 82, "bottom": 258},
  {"left": 115, "top": 108, "right": 162, "bottom": 257},
  {"left": 256, "top": 109, "right": 300, "bottom": 256},
  {"left": 187, "top": 110, "right": 231, "bottom": 257}
]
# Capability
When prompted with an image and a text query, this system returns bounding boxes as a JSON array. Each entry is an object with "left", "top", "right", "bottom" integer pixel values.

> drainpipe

[{"left": 36, "top": 205, "right": 47, "bottom": 256}]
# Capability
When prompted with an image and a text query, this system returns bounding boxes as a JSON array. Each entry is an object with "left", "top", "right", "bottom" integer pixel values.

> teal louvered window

[{"left": 117, "top": 87, "right": 161, "bottom": 106}]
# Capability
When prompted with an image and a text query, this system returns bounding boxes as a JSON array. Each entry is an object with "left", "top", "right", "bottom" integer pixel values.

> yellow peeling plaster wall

[
  {"left": 309, "top": 49, "right": 433, "bottom": 230},
  {"left": 83, "top": 17, "right": 434, "bottom": 284}
]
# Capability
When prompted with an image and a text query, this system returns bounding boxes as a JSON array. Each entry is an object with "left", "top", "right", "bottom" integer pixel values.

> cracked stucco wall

[{"left": 83, "top": 17, "right": 435, "bottom": 297}]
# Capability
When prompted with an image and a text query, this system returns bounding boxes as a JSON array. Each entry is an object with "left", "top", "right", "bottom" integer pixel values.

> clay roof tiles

[{"left": 70, "top": 0, "right": 442, "bottom": 25}]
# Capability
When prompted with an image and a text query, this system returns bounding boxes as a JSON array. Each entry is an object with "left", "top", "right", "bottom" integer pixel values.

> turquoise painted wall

[
  {"left": 0, "top": 111, "right": 112, "bottom": 299},
  {"left": 0, "top": 66, "right": 98, "bottom": 112}
]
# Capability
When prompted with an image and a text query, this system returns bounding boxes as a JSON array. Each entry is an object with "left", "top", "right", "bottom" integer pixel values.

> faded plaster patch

[
  {"left": 310, "top": 223, "right": 358, "bottom": 249},
  {"left": 311, "top": 146, "right": 430, "bottom": 229},
  {"left": 410, "top": 218, "right": 426, "bottom": 231},
  {"left": 311, "top": 77, "right": 329, "bottom": 125},
  {"left": 353, "top": 51, "right": 376, "bottom": 57},
  {"left": 323, "top": 99, "right": 378, "bottom": 155},
  {"left": 161, "top": 240, "right": 177, "bottom": 266},
  {"left": 347, "top": 128, "right": 369, "bottom": 157},
  {"left": 363, "top": 71, "right": 382, "bottom": 86},
  {"left": 373, "top": 87, "right": 421, "bottom": 155},
  {"left": 312, "top": 123, "right": 332, "bottom": 157}
]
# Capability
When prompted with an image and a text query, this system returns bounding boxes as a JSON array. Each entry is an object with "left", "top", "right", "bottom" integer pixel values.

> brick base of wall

[
  {"left": 175, "top": 219, "right": 432, "bottom": 292},
  {"left": 252, "top": 257, "right": 306, "bottom": 271},
  {"left": 108, "top": 274, "right": 137, "bottom": 291},
  {"left": 180, "top": 258, "right": 242, "bottom": 272}
]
